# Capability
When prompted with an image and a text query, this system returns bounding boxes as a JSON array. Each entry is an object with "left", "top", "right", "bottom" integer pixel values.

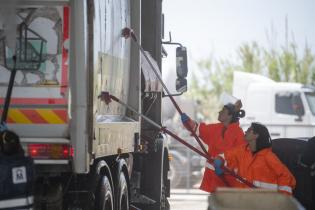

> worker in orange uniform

[
  {"left": 181, "top": 100, "right": 246, "bottom": 193},
  {"left": 213, "top": 122, "right": 296, "bottom": 195}
]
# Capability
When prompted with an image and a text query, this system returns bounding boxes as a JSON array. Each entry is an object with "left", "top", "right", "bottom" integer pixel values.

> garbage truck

[{"left": 0, "top": 0, "right": 188, "bottom": 209}]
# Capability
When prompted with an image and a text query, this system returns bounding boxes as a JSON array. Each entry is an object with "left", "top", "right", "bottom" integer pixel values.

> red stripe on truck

[{"left": 0, "top": 98, "right": 67, "bottom": 105}]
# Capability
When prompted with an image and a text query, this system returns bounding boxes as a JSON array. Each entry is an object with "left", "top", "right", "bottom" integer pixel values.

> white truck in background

[{"left": 233, "top": 71, "right": 315, "bottom": 139}]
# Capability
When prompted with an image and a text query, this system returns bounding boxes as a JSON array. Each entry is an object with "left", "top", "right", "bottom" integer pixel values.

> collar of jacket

[
  {"left": 220, "top": 122, "right": 240, "bottom": 129},
  {"left": 245, "top": 144, "right": 272, "bottom": 156}
]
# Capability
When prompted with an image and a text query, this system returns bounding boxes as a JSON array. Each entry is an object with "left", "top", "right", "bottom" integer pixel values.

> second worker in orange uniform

[{"left": 213, "top": 122, "right": 296, "bottom": 195}]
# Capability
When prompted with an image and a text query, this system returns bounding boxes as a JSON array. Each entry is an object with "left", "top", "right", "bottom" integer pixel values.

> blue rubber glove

[
  {"left": 181, "top": 113, "right": 197, "bottom": 132},
  {"left": 180, "top": 113, "right": 190, "bottom": 123},
  {"left": 214, "top": 158, "right": 224, "bottom": 176},
  {"left": 0, "top": 122, "right": 7, "bottom": 132}
]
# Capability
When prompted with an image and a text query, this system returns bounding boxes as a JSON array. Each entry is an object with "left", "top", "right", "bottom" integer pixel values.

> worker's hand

[
  {"left": 180, "top": 113, "right": 190, "bottom": 123},
  {"left": 214, "top": 157, "right": 224, "bottom": 176},
  {"left": 181, "top": 113, "right": 197, "bottom": 132},
  {"left": 234, "top": 100, "right": 242, "bottom": 111},
  {"left": 0, "top": 122, "right": 7, "bottom": 132}
]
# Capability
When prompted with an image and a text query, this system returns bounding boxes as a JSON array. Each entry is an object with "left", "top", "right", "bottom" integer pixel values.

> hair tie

[{"left": 238, "top": 110, "right": 245, "bottom": 118}]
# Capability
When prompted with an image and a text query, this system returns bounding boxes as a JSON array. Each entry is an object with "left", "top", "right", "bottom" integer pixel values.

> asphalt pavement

[{"left": 169, "top": 189, "right": 208, "bottom": 210}]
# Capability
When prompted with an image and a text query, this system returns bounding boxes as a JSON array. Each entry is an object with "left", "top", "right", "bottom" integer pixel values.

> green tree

[
  {"left": 299, "top": 44, "right": 315, "bottom": 84},
  {"left": 237, "top": 42, "right": 262, "bottom": 74},
  {"left": 264, "top": 49, "right": 280, "bottom": 81},
  {"left": 278, "top": 43, "right": 298, "bottom": 82},
  {"left": 189, "top": 41, "right": 315, "bottom": 121},
  {"left": 187, "top": 58, "right": 236, "bottom": 121}
]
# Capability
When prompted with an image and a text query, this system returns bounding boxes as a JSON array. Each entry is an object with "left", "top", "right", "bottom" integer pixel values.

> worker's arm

[
  {"left": 181, "top": 113, "right": 197, "bottom": 133},
  {"left": 214, "top": 146, "right": 243, "bottom": 174},
  {"left": 265, "top": 153, "right": 296, "bottom": 195},
  {"left": 198, "top": 123, "right": 222, "bottom": 145},
  {"left": 223, "top": 146, "right": 243, "bottom": 173},
  {"left": 180, "top": 113, "right": 210, "bottom": 144},
  {"left": 181, "top": 113, "right": 222, "bottom": 146}
]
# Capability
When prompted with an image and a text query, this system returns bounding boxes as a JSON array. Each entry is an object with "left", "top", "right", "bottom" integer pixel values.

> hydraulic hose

[{"left": 1, "top": 55, "right": 17, "bottom": 124}]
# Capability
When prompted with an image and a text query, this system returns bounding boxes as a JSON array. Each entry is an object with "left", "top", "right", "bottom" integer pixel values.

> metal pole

[
  {"left": 1, "top": 55, "right": 17, "bottom": 124},
  {"left": 122, "top": 28, "right": 209, "bottom": 158}
]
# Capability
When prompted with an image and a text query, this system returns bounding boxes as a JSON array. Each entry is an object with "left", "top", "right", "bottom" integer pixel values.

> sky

[{"left": 162, "top": 0, "right": 315, "bottom": 90}]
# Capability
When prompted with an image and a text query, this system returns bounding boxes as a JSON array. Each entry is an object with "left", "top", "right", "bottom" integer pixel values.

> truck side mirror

[
  {"left": 162, "top": 37, "right": 189, "bottom": 96},
  {"left": 176, "top": 46, "right": 188, "bottom": 78},
  {"left": 176, "top": 46, "right": 188, "bottom": 93},
  {"left": 176, "top": 78, "right": 187, "bottom": 93}
]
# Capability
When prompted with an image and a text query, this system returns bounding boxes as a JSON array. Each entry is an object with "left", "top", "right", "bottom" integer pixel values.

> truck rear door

[{"left": 0, "top": 4, "right": 70, "bottom": 139}]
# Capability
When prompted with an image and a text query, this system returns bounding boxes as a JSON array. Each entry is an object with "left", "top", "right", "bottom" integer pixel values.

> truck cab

[{"left": 233, "top": 71, "right": 315, "bottom": 139}]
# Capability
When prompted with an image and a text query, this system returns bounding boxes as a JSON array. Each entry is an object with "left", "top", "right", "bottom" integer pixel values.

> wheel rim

[
  {"left": 120, "top": 192, "right": 128, "bottom": 210},
  {"left": 118, "top": 172, "right": 129, "bottom": 210},
  {"left": 98, "top": 175, "right": 114, "bottom": 210},
  {"left": 104, "top": 189, "right": 113, "bottom": 210}
]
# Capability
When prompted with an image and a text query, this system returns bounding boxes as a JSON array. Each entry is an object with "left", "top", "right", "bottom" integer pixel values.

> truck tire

[
  {"left": 146, "top": 138, "right": 170, "bottom": 210},
  {"left": 96, "top": 175, "right": 114, "bottom": 210},
  {"left": 161, "top": 179, "right": 170, "bottom": 210},
  {"left": 116, "top": 171, "right": 129, "bottom": 210}
]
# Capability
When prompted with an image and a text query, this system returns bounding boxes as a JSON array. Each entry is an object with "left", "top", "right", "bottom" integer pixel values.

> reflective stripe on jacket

[
  {"left": 222, "top": 144, "right": 296, "bottom": 195},
  {"left": 198, "top": 122, "right": 245, "bottom": 192}
]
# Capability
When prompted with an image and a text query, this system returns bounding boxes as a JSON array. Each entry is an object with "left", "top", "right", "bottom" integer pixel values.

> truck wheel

[
  {"left": 116, "top": 172, "right": 129, "bottom": 210},
  {"left": 96, "top": 175, "right": 114, "bottom": 210},
  {"left": 161, "top": 180, "right": 170, "bottom": 210}
]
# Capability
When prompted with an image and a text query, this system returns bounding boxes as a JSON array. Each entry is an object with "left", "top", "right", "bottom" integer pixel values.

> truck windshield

[{"left": 305, "top": 92, "right": 315, "bottom": 115}]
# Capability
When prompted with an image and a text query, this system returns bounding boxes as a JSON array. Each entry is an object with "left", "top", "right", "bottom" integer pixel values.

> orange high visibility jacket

[
  {"left": 222, "top": 144, "right": 296, "bottom": 195},
  {"left": 198, "top": 122, "right": 245, "bottom": 192}
]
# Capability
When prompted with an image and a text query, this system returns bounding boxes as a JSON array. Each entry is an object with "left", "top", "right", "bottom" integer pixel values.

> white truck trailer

[
  {"left": 0, "top": 0, "right": 188, "bottom": 209},
  {"left": 233, "top": 71, "right": 315, "bottom": 139}
]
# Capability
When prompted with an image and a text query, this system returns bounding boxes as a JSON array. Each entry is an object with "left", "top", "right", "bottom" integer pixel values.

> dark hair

[
  {"left": 224, "top": 103, "right": 246, "bottom": 123},
  {"left": 251, "top": 122, "right": 271, "bottom": 151},
  {"left": 0, "top": 130, "right": 24, "bottom": 156}
]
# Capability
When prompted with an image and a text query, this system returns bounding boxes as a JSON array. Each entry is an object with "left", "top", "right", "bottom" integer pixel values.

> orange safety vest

[
  {"left": 222, "top": 144, "right": 296, "bottom": 195},
  {"left": 198, "top": 122, "right": 245, "bottom": 192}
]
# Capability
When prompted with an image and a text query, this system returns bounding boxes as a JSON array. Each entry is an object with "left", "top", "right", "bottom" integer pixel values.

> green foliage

[
  {"left": 188, "top": 41, "right": 315, "bottom": 121},
  {"left": 237, "top": 42, "right": 262, "bottom": 74},
  {"left": 264, "top": 49, "right": 280, "bottom": 81},
  {"left": 299, "top": 44, "right": 315, "bottom": 84},
  {"left": 278, "top": 43, "right": 298, "bottom": 82},
  {"left": 187, "top": 58, "right": 221, "bottom": 120}
]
